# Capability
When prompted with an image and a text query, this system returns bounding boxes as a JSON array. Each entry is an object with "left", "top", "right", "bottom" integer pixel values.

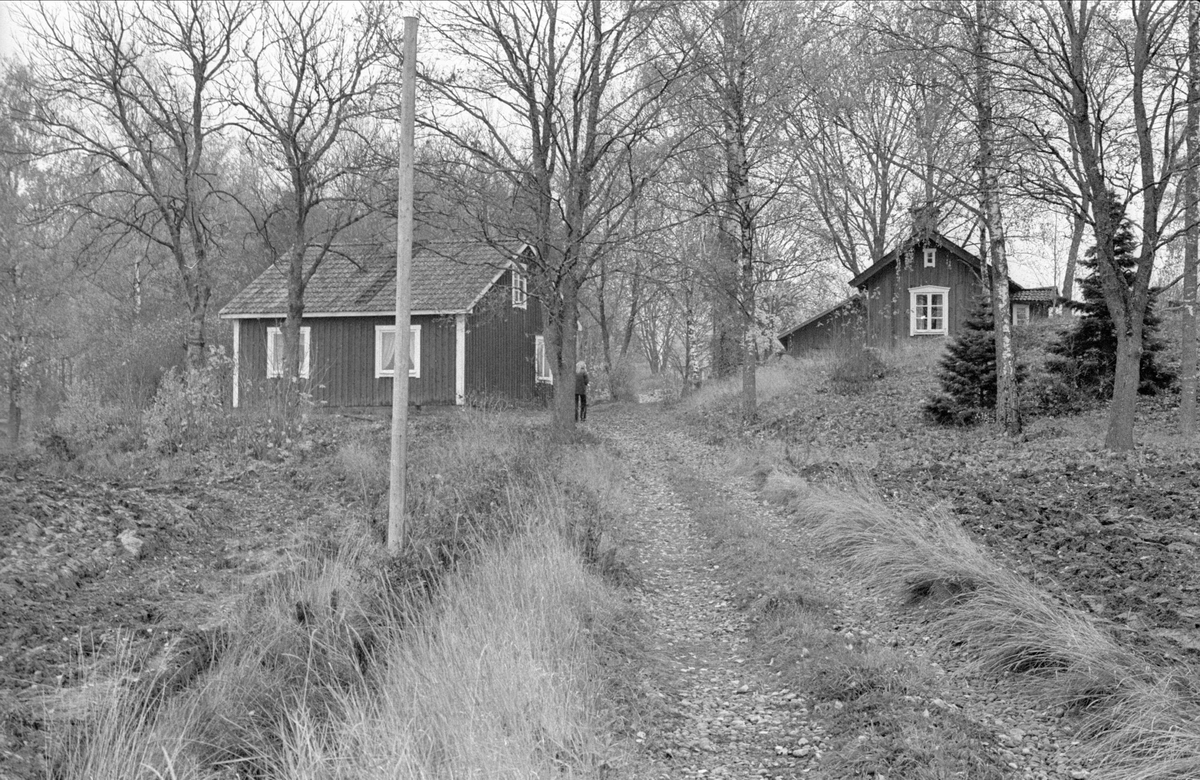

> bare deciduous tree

[
  {"left": 233, "top": 0, "right": 391, "bottom": 388},
  {"left": 1002, "top": 0, "right": 1187, "bottom": 450},
  {"left": 421, "top": 0, "right": 682, "bottom": 429},
  {"left": 21, "top": 0, "right": 250, "bottom": 368},
  {"left": 658, "top": 0, "right": 816, "bottom": 421}
]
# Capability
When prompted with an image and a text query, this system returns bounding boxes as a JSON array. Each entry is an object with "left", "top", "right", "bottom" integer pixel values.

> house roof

[
  {"left": 1012, "top": 286, "right": 1060, "bottom": 303},
  {"left": 847, "top": 229, "right": 1033, "bottom": 296},
  {"left": 219, "top": 240, "right": 523, "bottom": 319},
  {"left": 778, "top": 294, "right": 862, "bottom": 339},
  {"left": 849, "top": 231, "right": 985, "bottom": 289}
]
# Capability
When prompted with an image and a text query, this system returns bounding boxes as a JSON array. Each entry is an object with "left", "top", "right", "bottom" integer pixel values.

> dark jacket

[{"left": 575, "top": 370, "right": 589, "bottom": 395}]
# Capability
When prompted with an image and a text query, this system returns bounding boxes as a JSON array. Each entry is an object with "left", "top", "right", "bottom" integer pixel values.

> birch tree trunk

[
  {"left": 1182, "top": 0, "right": 1199, "bottom": 436},
  {"left": 974, "top": 0, "right": 1020, "bottom": 434}
]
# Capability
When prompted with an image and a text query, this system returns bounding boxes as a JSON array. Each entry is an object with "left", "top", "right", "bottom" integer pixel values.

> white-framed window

[
  {"left": 267, "top": 326, "right": 311, "bottom": 379},
  {"left": 923, "top": 247, "right": 937, "bottom": 268},
  {"left": 534, "top": 335, "right": 553, "bottom": 382},
  {"left": 1012, "top": 303, "right": 1030, "bottom": 327},
  {"left": 511, "top": 268, "right": 528, "bottom": 309},
  {"left": 375, "top": 324, "right": 421, "bottom": 379},
  {"left": 909, "top": 286, "right": 949, "bottom": 336}
]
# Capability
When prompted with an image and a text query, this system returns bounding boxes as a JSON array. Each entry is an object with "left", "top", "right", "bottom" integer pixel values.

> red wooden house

[
  {"left": 219, "top": 241, "right": 551, "bottom": 409},
  {"left": 779, "top": 232, "right": 1060, "bottom": 355}
]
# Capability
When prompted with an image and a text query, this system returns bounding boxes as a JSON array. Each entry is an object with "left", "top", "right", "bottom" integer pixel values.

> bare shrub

[{"left": 47, "top": 378, "right": 137, "bottom": 458}]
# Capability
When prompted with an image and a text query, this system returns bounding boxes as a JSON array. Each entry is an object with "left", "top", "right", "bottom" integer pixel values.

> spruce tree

[
  {"left": 1047, "top": 203, "right": 1174, "bottom": 399},
  {"left": 924, "top": 294, "right": 1002, "bottom": 425}
]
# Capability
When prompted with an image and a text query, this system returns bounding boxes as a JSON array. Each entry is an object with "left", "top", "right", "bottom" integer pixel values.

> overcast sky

[{"left": 0, "top": 3, "right": 16, "bottom": 60}]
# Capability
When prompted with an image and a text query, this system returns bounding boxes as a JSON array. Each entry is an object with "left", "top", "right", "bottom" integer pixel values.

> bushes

[
  {"left": 44, "top": 378, "right": 139, "bottom": 458},
  {"left": 41, "top": 346, "right": 233, "bottom": 461},
  {"left": 40, "top": 345, "right": 319, "bottom": 465},
  {"left": 607, "top": 359, "right": 638, "bottom": 402},
  {"left": 142, "top": 350, "right": 231, "bottom": 454}
]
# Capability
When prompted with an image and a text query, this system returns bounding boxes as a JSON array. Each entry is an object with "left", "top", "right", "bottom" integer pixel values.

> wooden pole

[{"left": 388, "top": 15, "right": 418, "bottom": 554}]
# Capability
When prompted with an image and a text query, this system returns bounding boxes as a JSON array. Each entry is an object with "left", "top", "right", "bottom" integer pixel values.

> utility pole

[{"left": 388, "top": 15, "right": 418, "bottom": 554}]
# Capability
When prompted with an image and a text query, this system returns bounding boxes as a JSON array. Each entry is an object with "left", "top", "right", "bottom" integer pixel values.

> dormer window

[
  {"left": 512, "top": 268, "right": 528, "bottom": 309},
  {"left": 923, "top": 248, "right": 936, "bottom": 268}
]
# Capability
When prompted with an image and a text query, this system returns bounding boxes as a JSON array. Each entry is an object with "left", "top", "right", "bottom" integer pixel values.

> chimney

[{"left": 909, "top": 200, "right": 942, "bottom": 239}]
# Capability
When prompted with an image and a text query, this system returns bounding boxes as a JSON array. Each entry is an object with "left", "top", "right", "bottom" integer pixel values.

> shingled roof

[
  {"left": 219, "top": 241, "right": 524, "bottom": 318},
  {"left": 1011, "top": 286, "right": 1060, "bottom": 303}
]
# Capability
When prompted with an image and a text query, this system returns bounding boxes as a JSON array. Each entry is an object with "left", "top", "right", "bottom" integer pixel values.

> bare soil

[
  {"left": 3, "top": 390, "right": 1198, "bottom": 780},
  {"left": 0, "top": 432, "right": 353, "bottom": 779}
]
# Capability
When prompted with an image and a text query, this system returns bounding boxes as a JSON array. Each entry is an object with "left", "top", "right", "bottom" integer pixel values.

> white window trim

[
  {"left": 512, "top": 268, "right": 528, "bottom": 309},
  {"left": 1012, "top": 303, "right": 1030, "bottom": 326},
  {"left": 266, "top": 325, "right": 311, "bottom": 379},
  {"left": 535, "top": 334, "right": 553, "bottom": 382},
  {"left": 375, "top": 324, "right": 421, "bottom": 379},
  {"left": 232, "top": 320, "right": 241, "bottom": 408},
  {"left": 455, "top": 314, "right": 466, "bottom": 405},
  {"left": 923, "top": 247, "right": 937, "bottom": 268},
  {"left": 909, "top": 286, "right": 949, "bottom": 336}
]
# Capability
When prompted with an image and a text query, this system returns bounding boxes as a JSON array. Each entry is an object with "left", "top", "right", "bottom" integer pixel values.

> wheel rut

[{"left": 599, "top": 407, "right": 820, "bottom": 779}]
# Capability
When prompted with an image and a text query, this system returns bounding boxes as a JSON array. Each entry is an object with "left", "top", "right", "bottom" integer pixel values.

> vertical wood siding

[
  {"left": 238, "top": 321, "right": 269, "bottom": 404},
  {"left": 863, "top": 244, "right": 984, "bottom": 348},
  {"left": 464, "top": 269, "right": 542, "bottom": 401},
  {"left": 237, "top": 314, "right": 458, "bottom": 408},
  {"left": 781, "top": 299, "right": 866, "bottom": 356}
]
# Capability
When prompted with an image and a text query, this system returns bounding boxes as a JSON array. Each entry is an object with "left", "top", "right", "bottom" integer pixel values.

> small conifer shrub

[
  {"left": 924, "top": 294, "right": 1020, "bottom": 426},
  {"left": 1046, "top": 201, "right": 1174, "bottom": 400}
]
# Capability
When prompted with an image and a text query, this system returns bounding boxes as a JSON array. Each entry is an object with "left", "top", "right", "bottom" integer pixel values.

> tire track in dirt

[
  {"left": 598, "top": 407, "right": 822, "bottom": 779},
  {"left": 596, "top": 403, "right": 1094, "bottom": 780}
]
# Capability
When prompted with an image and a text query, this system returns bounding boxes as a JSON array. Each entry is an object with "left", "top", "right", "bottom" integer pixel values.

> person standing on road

[{"left": 575, "top": 361, "right": 589, "bottom": 422}]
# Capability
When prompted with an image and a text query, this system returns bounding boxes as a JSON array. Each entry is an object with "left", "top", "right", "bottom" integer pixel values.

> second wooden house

[
  {"left": 218, "top": 241, "right": 551, "bottom": 410},
  {"left": 779, "top": 231, "right": 1060, "bottom": 355}
]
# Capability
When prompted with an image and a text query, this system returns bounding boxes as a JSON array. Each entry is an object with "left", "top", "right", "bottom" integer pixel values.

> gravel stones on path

[
  {"left": 606, "top": 413, "right": 824, "bottom": 779},
  {"left": 594, "top": 405, "right": 1094, "bottom": 780}
]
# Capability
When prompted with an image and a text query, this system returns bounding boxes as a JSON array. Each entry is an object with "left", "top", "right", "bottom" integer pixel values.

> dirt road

[{"left": 595, "top": 403, "right": 1090, "bottom": 780}]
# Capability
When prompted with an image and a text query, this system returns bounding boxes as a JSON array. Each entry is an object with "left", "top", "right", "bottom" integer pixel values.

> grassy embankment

[
  {"left": 48, "top": 410, "right": 639, "bottom": 780},
  {"left": 681, "top": 346, "right": 1200, "bottom": 780}
]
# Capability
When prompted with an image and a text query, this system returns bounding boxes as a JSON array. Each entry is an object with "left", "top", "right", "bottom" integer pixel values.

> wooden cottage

[
  {"left": 779, "top": 232, "right": 1060, "bottom": 356},
  {"left": 219, "top": 241, "right": 550, "bottom": 409}
]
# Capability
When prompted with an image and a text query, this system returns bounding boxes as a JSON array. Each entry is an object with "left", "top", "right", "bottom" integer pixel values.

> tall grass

[
  {"left": 664, "top": 463, "right": 1004, "bottom": 779},
  {"left": 321, "top": 530, "right": 618, "bottom": 779},
  {"left": 795, "top": 479, "right": 1200, "bottom": 779},
  {"left": 48, "top": 410, "right": 629, "bottom": 780},
  {"left": 49, "top": 534, "right": 388, "bottom": 780}
]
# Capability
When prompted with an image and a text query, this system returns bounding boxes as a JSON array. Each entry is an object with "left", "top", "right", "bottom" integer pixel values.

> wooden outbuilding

[
  {"left": 218, "top": 241, "right": 550, "bottom": 409},
  {"left": 779, "top": 231, "right": 1060, "bottom": 356}
]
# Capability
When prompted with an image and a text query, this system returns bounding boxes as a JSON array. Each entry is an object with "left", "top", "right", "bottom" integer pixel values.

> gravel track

[{"left": 597, "top": 404, "right": 1093, "bottom": 780}]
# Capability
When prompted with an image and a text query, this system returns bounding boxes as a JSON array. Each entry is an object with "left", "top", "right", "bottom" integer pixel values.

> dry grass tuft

[
  {"left": 791, "top": 479, "right": 1200, "bottom": 778},
  {"left": 325, "top": 529, "right": 619, "bottom": 779},
  {"left": 937, "top": 583, "right": 1138, "bottom": 706},
  {"left": 801, "top": 487, "right": 998, "bottom": 606},
  {"left": 1085, "top": 674, "right": 1200, "bottom": 780},
  {"left": 334, "top": 437, "right": 388, "bottom": 508},
  {"left": 798, "top": 483, "right": 1138, "bottom": 686}
]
